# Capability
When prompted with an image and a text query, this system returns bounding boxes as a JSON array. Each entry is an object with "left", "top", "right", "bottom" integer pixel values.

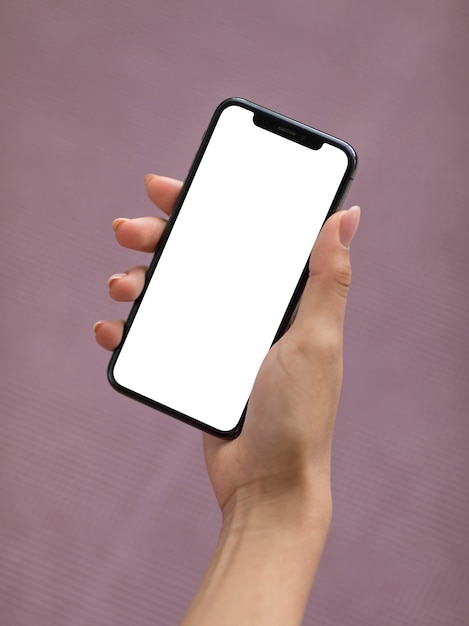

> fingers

[
  {"left": 93, "top": 319, "right": 125, "bottom": 351},
  {"left": 112, "top": 176, "right": 184, "bottom": 252},
  {"left": 94, "top": 176, "right": 184, "bottom": 352},
  {"left": 289, "top": 206, "right": 360, "bottom": 350},
  {"left": 94, "top": 266, "right": 147, "bottom": 350},
  {"left": 107, "top": 265, "right": 147, "bottom": 301},
  {"left": 113, "top": 216, "right": 168, "bottom": 252},
  {"left": 144, "top": 174, "right": 183, "bottom": 215}
]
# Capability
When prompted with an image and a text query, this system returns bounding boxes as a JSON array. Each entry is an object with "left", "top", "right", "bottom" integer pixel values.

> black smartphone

[{"left": 108, "top": 98, "right": 357, "bottom": 438}]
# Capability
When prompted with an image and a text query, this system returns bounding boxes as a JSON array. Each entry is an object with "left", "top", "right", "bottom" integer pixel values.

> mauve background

[{"left": 1, "top": 1, "right": 468, "bottom": 624}]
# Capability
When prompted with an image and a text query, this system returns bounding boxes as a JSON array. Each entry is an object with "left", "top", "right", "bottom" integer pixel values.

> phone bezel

[{"left": 108, "top": 97, "right": 357, "bottom": 438}]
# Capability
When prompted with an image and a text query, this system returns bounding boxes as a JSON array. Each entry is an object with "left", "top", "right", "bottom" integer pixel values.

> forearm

[{"left": 180, "top": 477, "right": 332, "bottom": 626}]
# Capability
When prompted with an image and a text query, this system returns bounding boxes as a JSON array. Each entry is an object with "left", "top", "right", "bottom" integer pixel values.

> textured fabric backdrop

[{"left": 1, "top": 1, "right": 468, "bottom": 624}]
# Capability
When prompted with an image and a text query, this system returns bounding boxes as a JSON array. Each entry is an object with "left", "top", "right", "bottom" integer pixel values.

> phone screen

[{"left": 110, "top": 101, "right": 354, "bottom": 435}]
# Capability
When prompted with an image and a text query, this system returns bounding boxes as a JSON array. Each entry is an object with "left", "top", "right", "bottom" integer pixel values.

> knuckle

[
  {"left": 330, "top": 256, "right": 352, "bottom": 293},
  {"left": 310, "top": 253, "right": 352, "bottom": 298},
  {"left": 285, "top": 323, "right": 342, "bottom": 364},
  {"left": 307, "top": 327, "right": 342, "bottom": 362}
]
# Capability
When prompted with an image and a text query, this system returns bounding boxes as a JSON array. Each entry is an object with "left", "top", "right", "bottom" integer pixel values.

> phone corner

[
  {"left": 106, "top": 353, "right": 120, "bottom": 391},
  {"left": 204, "top": 416, "right": 245, "bottom": 440},
  {"left": 348, "top": 145, "right": 358, "bottom": 174},
  {"left": 215, "top": 96, "right": 252, "bottom": 114}
]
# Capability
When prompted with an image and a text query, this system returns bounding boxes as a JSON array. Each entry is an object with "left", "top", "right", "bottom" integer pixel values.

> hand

[
  {"left": 95, "top": 173, "right": 359, "bottom": 511},
  {"left": 95, "top": 174, "right": 360, "bottom": 625}
]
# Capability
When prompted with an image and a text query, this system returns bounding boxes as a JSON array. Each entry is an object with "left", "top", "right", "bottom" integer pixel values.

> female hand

[{"left": 95, "top": 174, "right": 360, "bottom": 625}]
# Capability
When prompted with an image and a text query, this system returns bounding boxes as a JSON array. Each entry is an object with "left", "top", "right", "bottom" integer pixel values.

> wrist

[
  {"left": 187, "top": 477, "right": 331, "bottom": 626},
  {"left": 181, "top": 474, "right": 332, "bottom": 626},
  {"left": 220, "top": 472, "right": 332, "bottom": 541}
]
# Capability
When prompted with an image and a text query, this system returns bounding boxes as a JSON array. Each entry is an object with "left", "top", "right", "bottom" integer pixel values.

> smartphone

[{"left": 108, "top": 98, "right": 357, "bottom": 438}]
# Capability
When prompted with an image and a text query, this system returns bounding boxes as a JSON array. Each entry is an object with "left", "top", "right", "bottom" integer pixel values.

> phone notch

[{"left": 253, "top": 111, "right": 324, "bottom": 150}]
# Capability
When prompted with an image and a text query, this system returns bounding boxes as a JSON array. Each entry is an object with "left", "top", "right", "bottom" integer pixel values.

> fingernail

[
  {"left": 107, "top": 273, "right": 126, "bottom": 288},
  {"left": 112, "top": 218, "right": 129, "bottom": 232},
  {"left": 144, "top": 173, "right": 157, "bottom": 185},
  {"left": 339, "top": 206, "right": 361, "bottom": 248},
  {"left": 93, "top": 320, "right": 105, "bottom": 334}
]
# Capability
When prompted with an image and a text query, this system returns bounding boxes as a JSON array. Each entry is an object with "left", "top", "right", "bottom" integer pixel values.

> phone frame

[{"left": 108, "top": 97, "right": 357, "bottom": 438}]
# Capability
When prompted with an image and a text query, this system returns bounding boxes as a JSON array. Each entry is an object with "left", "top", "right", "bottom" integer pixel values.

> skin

[{"left": 94, "top": 174, "right": 360, "bottom": 625}]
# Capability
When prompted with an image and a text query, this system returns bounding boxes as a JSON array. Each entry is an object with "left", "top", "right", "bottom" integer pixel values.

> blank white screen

[{"left": 113, "top": 105, "right": 348, "bottom": 433}]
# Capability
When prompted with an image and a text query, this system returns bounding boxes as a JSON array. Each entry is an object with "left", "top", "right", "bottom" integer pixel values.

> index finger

[{"left": 144, "top": 174, "right": 183, "bottom": 215}]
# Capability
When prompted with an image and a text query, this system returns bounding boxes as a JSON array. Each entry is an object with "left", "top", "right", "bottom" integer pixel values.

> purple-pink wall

[{"left": 1, "top": 1, "right": 468, "bottom": 624}]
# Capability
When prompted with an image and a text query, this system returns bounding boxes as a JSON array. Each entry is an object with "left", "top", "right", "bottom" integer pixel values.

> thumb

[{"left": 290, "top": 206, "right": 360, "bottom": 344}]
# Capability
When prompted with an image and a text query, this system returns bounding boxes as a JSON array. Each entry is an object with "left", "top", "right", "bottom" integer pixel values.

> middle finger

[
  {"left": 113, "top": 216, "right": 168, "bottom": 252},
  {"left": 108, "top": 264, "right": 147, "bottom": 301}
]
